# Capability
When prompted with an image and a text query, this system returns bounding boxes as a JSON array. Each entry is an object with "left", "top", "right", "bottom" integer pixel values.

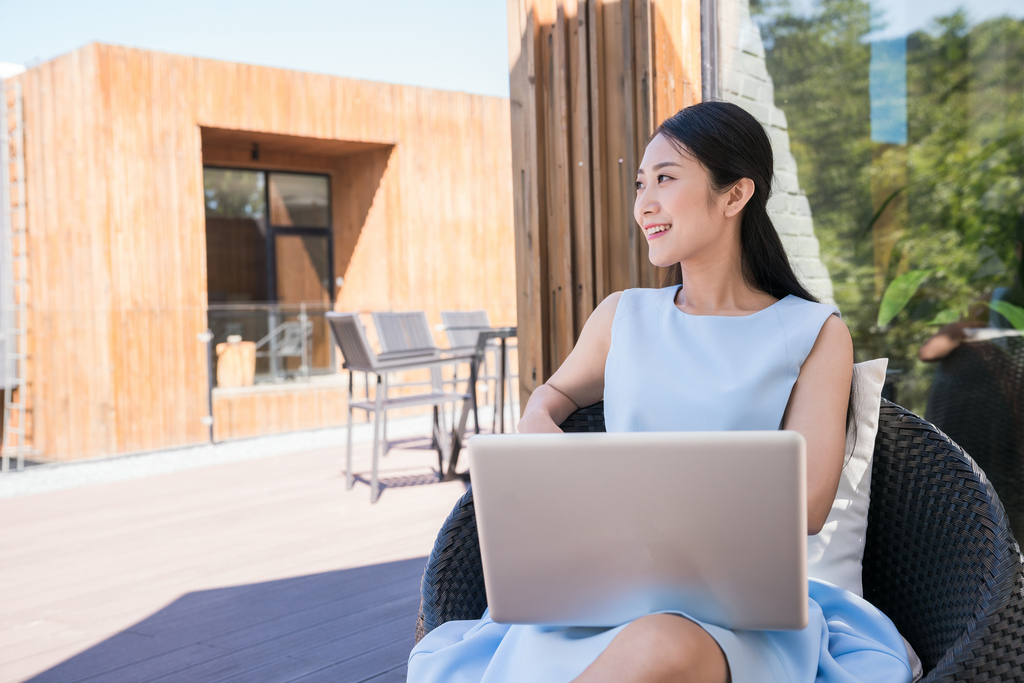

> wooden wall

[
  {"left": 506, "top": 0, "right": 700, "bottom": 404},
  {"left": 10, "top": 43, "right": 515, "bottom": 460},
  {"left": 212, "top": 381, "right": 349, "bottom": 442}
]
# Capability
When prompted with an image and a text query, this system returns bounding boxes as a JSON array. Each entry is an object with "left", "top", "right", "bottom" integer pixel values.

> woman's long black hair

[
  {"left": 655, "top": 101, "right": 818, "bottom": 304},
  {"left": 656, "top": 101, "right": 860, "bottom": 448}
]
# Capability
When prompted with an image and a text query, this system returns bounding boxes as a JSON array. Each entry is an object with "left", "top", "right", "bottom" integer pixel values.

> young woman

[{"left": 408, "top": 101, "right": 913, "bottom": 682}]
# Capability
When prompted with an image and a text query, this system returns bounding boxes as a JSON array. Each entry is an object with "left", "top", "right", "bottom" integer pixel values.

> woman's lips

[{"left": 644, "top": 224, "right": 671, "bottom": 240}]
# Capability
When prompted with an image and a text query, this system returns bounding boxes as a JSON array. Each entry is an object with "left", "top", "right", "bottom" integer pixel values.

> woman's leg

[{"left": 572, "top": 614, "right": 729, "bottom": 683}]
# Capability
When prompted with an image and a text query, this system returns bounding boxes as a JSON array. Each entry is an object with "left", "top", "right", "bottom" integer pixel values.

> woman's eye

[
  {"left": 635, "top": 180, "right": 644, "bottom": 190},
  {"left": 657, "top": 174, "right": 672, "bottom": 183}
]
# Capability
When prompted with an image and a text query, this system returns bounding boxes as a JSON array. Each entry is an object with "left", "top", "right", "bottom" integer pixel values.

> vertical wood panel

[
  {"left": 600, "top": 0, "right": 638, "bottom": 294},
  {"left": 509, "top": 0, "right": 549, "bottom": 402},
  {"left": 588, "top": 0, "right": 609, "bottom": 302},
  {"left": 567, "top": 0, "right": 596, "bottom": 337},
  {"left": 541, "top": 1, "right": 576, "bottom": 370},
  {"left": 507, "top": 0, "right": 699, "bottom": 394},
  {"left": 633, "top": 0, "right": 663, "bottom": 289}
]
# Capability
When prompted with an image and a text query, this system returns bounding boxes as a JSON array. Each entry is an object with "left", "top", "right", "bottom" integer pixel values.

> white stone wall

[{"left": 717, "top": 0, "right": 835, "bottom": 304}]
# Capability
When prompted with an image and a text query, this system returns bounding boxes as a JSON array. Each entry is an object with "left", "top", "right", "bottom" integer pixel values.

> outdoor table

[{"left": 443, "top": 325, "right": 516, "bottom": 480}]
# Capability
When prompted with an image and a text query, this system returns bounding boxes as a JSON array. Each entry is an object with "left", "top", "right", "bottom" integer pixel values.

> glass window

[
  {"left": 717, "top": 0, "right": 1024, "bottom": 408},
  {"left": 274, "top": 234, "right": 331, "bottom": 305},
  {"left": 719, "top": 0, "right": 1024, "bottom": 522},
  {"left": 204, "top": 169, "right": 268, "bottom": 303},
  {"left": 203, "top": 168, "right": 266, "bottom": 222},
  {"left": 269, "top": 172, "right": 330, "bottom": 228}
]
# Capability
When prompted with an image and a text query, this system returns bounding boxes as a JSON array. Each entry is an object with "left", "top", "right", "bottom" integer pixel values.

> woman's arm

[
  {"left": 517, "top": 292, "right": 622, "bottom": 434},
  {"left": 919, "top": 321, "right": 967, "bottom": 361},
  {"left": 782, "top": 315, "right": 854, "bottom": 535},
  {"left": 919, "top": 299, "right": 989, "bottom": 361}
]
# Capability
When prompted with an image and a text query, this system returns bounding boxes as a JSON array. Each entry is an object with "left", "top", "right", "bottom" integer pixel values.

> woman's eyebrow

[{"left": 637, "top": 161, "right": 681, "bottom": 175}]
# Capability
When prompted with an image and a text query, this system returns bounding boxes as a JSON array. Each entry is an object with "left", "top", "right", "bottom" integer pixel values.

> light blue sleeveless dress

[{"left": 408, "top": 287, "right": 913, "bottom": 683}]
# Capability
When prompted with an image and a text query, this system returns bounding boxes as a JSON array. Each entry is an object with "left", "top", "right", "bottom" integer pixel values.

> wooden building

[{"left": 1, "top": 43, "right": 515, "bottom": 461}]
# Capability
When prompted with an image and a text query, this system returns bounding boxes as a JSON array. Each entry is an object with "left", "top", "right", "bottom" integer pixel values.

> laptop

[{"left": 468, "top": 431, "right": 808, "bottom": 630}]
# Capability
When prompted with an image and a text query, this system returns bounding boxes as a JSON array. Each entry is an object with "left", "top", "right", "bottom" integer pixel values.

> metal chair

[
  {"left": 373, "top": 311, "right": 439, "bottom": 358},
  {"left": 414, "top": 400, "right": 1024, "bottom": 681},
  {"left": 440, "top": 310, "right": 519, "bottom": 431},
  {"left": 372, "top": 311, "right": 469, "bottom": 439},
  {"left": 326, "top": 312, "right": 474, "bottom": 503}
]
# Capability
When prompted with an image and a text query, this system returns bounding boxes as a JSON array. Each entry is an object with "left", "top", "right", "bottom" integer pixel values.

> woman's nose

[{"left": 636, "top": 190, "right": 658, "bottom": 216}]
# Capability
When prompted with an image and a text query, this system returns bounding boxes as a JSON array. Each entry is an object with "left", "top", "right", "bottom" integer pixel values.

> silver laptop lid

[{"left": 469, "top": 431, "right": 807, "bottom": 630}]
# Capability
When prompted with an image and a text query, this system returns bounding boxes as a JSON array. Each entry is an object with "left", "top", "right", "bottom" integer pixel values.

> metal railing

[{"left": 207, "top": 302, "right": 336, "bottom": 386}]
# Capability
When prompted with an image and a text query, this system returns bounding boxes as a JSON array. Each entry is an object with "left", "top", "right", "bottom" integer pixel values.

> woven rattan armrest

[{"left": 862, "top": 400, "right": 1024, "bottom": 681}]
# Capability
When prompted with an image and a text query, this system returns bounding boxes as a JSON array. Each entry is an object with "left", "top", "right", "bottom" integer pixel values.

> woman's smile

[{"left": 644, "top": 223, "right": 672, "bottom": 239}]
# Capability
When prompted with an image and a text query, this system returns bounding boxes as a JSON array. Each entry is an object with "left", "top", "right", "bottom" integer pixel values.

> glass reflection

[
  {"left": 739, "top": 0, "right": 1024, "bottom": 409},
  {"left": 203, "top": 168, "right": 266, "bottom": 223},
  {"left": 275, "top": 234, "right": 331, "bottom": 304},
  {"left": 729, "top": 0, "right": 1024, "bottom": 526},
  {"left": 269, "top": 172, "right": 330, "bottom": 227},
  {"left": 203, "top": 169, "right": 268, "bottom": 303}
]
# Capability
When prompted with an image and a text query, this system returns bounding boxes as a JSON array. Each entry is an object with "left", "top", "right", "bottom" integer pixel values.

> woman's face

[{"left": 634, "top": 133, "right": 732, "bottom": 269}]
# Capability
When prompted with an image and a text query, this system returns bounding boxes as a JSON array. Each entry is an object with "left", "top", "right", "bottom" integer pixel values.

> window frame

[{"left": 203, "top": 165, "right": 335, "bottom": 304}]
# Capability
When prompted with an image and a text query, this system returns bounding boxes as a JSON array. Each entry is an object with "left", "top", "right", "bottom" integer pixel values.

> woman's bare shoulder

[
  {"left": 591, "top": 291, "right": 623, "bottom": 323},
  {"left": 815, "top": 315, "right": 853, "bottom": 359},
  {"left": 545, "top": 292, "right": 624, "bottom": 407},
  {"left": 573, "top": 291, "right": 623, "bottom": 348},
  {"left": 800, "top": 314, "right": 854, "bottom": 386}
]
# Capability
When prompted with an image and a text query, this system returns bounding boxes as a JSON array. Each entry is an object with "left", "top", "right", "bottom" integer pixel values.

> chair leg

[
  {"left": 433, "top": 408, "right": 443, "bottom": 473},
  {"left": 381, "top": 374, "right": 389, "bottom": 453},
  {"left": 483, "top": 350, "right": 493, "bottom": 407},
  {"left": 346, "top": 405, "right": 354, "bottom": 490},
  {"left": 506, "top": 346, "right": 519, "bottom": 428},
  {"left": 371, "top": 409, "right": 382, "bottom": 503},
  {"left": 433, "top": 406, "right": 448, "bottom": 475}
]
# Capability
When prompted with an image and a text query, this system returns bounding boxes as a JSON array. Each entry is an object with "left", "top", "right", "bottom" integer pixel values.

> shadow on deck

[{"left": 27, "top": 558, "right": 425, "bottom": 683}]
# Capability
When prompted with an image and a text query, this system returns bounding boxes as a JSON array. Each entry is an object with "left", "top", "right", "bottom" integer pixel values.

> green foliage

[
  {"left": 985, "top": 301, "right": 1024, "bottom": 331},
  {"left": 926, "top": 309, "right": 960, "bottom": 326},
  {"left": 753, "top": 0, "right": 1024, "bottom": 413},
  {"left": 203, "top": 168, "right": 266, "bottom": 219},
  {"left": 878, "top": 270, "right": 933, "bottom": 327},
  {"left": 857, "top": 186, "right": 905, "bottom": 243}
]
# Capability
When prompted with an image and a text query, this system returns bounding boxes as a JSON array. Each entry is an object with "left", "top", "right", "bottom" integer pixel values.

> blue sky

[{"left": 0, "top": 0, "right": 512, "bottom": 97}]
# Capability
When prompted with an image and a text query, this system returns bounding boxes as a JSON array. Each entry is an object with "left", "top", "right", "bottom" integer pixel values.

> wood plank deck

[{"left": 0, "top": 434, "right": 470, "bottom": 682}]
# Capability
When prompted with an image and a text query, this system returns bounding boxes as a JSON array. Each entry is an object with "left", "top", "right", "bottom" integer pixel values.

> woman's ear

[{"left": 722, "top": 178, "right": 755, "bottom": 218}]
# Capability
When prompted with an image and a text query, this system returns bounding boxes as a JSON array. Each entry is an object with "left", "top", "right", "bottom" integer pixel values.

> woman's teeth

[{"left": 645, "top": 225, "right": 670, "bottom": 236}]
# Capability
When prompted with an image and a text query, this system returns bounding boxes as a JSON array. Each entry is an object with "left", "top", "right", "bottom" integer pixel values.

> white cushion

[{"left": 806, "top": 357, "right": 888, "bottom": 597}]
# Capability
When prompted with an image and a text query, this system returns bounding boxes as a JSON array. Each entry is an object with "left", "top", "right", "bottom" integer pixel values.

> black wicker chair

[
  {"left": 415, "top": 400, "right": 1024, "bottom": 681},
  {"left": 926, "top": 336, "right": 1024, "bottom": 535}
]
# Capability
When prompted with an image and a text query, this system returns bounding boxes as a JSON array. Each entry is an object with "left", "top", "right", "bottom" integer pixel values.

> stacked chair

[{"left": 440, "top": 310, "right": 518, "bottom": 433}]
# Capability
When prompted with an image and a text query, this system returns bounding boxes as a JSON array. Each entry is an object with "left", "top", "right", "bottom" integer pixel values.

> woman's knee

[{"left": 622, "top": 614, "right": 729, "bottom": 682}]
